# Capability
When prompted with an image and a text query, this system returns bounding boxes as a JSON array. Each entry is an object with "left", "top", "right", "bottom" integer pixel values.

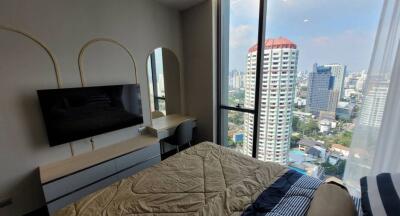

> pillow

[
  {"left": 360, "top": 173, "right": 400, "bottom": 216},
  {"left": 307, "top": 183, "right": 356, "bottom": 216}
]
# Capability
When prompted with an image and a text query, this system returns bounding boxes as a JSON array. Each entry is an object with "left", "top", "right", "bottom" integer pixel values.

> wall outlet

[{"left": 0, "top": 198, "right": 12, "bottom": 208}]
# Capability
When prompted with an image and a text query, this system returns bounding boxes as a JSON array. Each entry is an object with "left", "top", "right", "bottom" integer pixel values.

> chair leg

[
  {"left": 176, "top": 145, "right": 179, "bottom": 152},
  {"left": 189, "top": 141, "right": 191, "bottom": 147}
]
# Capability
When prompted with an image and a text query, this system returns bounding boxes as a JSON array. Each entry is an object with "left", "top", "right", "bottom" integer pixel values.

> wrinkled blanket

[{"left": 55, "top": 142, "right": 287, "bottom": 216}]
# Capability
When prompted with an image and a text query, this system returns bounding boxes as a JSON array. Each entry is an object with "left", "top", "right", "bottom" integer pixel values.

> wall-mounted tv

[{"left": 37, "top": 84, "right": 143, "bottom": 147}]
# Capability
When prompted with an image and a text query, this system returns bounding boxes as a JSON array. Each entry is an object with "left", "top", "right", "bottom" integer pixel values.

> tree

[
  {"left": 292, "top": 116, "right": 300, "bottom": 131},
  {"left": 290, "top": 135, "right": 301, "bottom": 148},
  {"left": 333, "top": 131, "right": 352, "bottom": 147},
  {"left": 321, "top": 159, "right": 347, "bottom": 178},
  {"left": 337, "top": 160, "right": 346, "bottom": 179},
  {"left": 303, "top": 119, "right": 319, "bottom": 136},
  {"left": 321, "top": 162, "right": 337, "bottom": 176},
  {"left": 227, "top": 136, "right": 235, "bottom": 147}
]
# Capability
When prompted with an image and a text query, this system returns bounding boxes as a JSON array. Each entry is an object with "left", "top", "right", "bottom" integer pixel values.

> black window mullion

[
  {"left": 154, "top": 96, "right": 166, "bottom": 100},
  {"left": 252, "top": 0, "right": 267, "bottom": 158},
  {"left": 220, "top": 105, "right": 255, "bottom": 114},
  {"left": 217, "top": 0, "right": 229, "bottom": 145},
  {"left": 150, "top": 53, "right": 159, "bottom": 110}
]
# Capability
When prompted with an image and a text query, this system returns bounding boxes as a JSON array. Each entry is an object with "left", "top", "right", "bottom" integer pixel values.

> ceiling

[{"left": 155, "top": 0, "right": 206, "bottom": 11}]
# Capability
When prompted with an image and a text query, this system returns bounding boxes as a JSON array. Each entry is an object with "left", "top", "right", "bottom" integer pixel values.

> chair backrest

[
  {"left": 173, "top": 120, "right": 193, "bottom": 146},
  {"left": 151, "top": 110, "right": 165, "bottom": 119}
]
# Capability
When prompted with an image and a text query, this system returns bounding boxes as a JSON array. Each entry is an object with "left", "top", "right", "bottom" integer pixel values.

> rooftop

[
  {"left": 249, "top": 37, "right": 297, "bottom": 52},
  {"left": 299, "top": 138, "right": 323, "bottom": 147},
  {"left": 331, "top": 144, "right": 350, "bottom": 151}
]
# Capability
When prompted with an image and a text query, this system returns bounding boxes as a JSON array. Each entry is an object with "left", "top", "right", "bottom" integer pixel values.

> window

[
  {"left": 219, "top": 0, "right": 388, "bottom": 192},
  {"left": 260, "top": 0, "right": 383, "bottom": 181},
  {"left": 218, "top": 0, "right": 262, "bottom": 156}
]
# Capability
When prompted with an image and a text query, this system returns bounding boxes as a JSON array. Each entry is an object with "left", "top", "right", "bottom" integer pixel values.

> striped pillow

[{"left": 360, "top": 173, "right": 400, "bottom": 216}]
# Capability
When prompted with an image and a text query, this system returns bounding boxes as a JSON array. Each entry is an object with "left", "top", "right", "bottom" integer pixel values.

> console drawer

[
  {"left": 43, "top": 160, "right": 116, "bottom": 202},
  {"left": 115, "top": 143, "right": 160, "bottom": 170},
  {"left": 47, "top": 174, "right": 119, "bottom": 214},
  {"left": 118, "top": 156, "right": 161, "bottom": 179}
]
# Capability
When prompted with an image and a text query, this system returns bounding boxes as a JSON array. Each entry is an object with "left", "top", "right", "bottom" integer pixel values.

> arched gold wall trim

[
  {"left": 0, "top": 25, "right": 76, "bottom": 155},
  {"left": 0, "top": 25, "right": 62, "bottom": 88},
  {"left": 78, "top": 38, "right": 137, "bottom": 87}
]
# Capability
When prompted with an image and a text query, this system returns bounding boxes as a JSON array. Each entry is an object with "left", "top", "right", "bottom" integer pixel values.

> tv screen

[{"left": 37, "top": 84, "right": 143, "bottom": 147}]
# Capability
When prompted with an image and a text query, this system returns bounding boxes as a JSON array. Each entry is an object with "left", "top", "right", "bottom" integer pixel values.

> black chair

[{"left": 163, "top": 120, "right": 193, "bottom": 152}]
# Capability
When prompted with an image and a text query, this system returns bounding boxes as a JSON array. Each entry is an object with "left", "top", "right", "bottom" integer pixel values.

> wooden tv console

[{"left": 38, "top": 134, "right": 160, "bottom": 214}]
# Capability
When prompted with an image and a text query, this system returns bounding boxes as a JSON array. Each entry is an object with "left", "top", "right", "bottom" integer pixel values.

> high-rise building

[
  {"left": 359, "top": 78, "right": 389, "bottom": 128},
  {"left": 325, "top": 64, "right": 346, "bottom": 100},
  {"left": 230, "top": 70, "right": 245, "bottom": 89},
  {"left": 355, "top": 72, "right": 367, "bottom": 92},
  {"left": 243, "top": 37, "right": 298, "bottom": 165},
  {"left": 306, "top": 64, "right": 346, "bottom": 116},
  {"left": 306, "top": 64, "right": 336, "bottom": 116}
]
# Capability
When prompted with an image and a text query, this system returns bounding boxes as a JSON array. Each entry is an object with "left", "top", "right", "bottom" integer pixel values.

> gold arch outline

[
  {"left": 0, "top": 25, "right": 62, "bottom": 88},
  {"left": 78, "top": 38, "right": 138, "bottom": 87},
  {"left": 0, "top": 25, "right": 77, "bottom": 155}
]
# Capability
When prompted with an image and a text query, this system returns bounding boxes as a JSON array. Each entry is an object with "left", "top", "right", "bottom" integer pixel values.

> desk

[{"left": 147, "top": 114, "right": 196, "bottom": 139}]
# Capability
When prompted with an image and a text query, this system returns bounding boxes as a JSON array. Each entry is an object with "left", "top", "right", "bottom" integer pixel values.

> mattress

[{"left": 54, "top": 142, "right": 287, "bottom": 215}]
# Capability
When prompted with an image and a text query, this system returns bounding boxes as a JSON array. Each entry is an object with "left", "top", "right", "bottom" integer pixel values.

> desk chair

[{"left": 163, "top": 120, "right": 193, "bottom": 152}]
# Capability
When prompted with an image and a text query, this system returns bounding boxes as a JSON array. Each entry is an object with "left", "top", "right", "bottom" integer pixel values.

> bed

[{"left": 54, "top": 142, "right": 355, "bottom": 216}]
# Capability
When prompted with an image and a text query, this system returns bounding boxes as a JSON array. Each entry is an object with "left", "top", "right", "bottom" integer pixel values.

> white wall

[
  {"left": 181, "top": 0, "right": 216, "bottom": 142},
  {"left": 0, "top": 0, "right": 183, "bottom": 214}
]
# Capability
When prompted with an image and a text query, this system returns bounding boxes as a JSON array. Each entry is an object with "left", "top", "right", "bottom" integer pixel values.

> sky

[{"left": 228, "top": 0, "right": 384, "bottom": 73}]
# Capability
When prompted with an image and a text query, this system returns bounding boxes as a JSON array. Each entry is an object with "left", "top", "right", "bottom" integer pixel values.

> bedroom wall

[
  {"left": 0, "top": 0, "right": 183, "bottom": 215},
  {"left": 181, "top": 0, "right": 216, "bottom": 142}
]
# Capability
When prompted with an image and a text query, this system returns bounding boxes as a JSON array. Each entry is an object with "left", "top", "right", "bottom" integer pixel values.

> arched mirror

[{"left": 147, "top": 48, "right": 181, "bottom": 119}]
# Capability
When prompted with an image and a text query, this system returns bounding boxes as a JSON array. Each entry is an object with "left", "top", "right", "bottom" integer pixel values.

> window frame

[{"left": 217, "top": 0, "right": 267, "bottom": 158}]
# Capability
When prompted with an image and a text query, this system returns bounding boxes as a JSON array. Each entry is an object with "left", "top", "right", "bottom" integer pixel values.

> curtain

[{"left": 343, "top": 0, "right": 400, "bottom": 194}]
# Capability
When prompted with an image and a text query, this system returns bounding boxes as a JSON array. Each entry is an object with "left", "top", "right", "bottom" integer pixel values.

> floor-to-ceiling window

[
  {"left": 218, "top": 0, "right": 266, "bottom": 157},
  {"left": 219, "top": 0, "right": 386, "bottom": 187}
]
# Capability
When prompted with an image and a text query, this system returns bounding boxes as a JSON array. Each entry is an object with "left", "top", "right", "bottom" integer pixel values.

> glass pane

[
  {"left": 220, "top": 109, "right": 253, "bottom": 156},
  {"left": 147, "top": 48, "right": 166, "bottom": 113},
  {"left": 147, "top": 59, "right": 155, "bottom": 112},
  {"left": 256, "top": 0, "right": 383, "bottom": 179},
  {"left": 220, "top": 0, "right": 260, "bottom": 109},
  {"left": 157, "top": 99, "right": 166, "bottom": 115},
  {"left": 344, "top": 0, "right": 398, "bottom": 193},
  {"left": 154, "top": 48, "right": 165, "bottom": 98}
]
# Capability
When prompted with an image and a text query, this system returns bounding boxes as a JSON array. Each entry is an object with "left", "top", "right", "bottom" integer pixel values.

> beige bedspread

[{"left": 54, "top": 142, "right": 287, "bottom": 216}]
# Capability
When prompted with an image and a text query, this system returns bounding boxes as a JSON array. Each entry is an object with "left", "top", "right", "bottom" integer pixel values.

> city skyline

[
  {"left": 224, "top": 0, "right": 383, "bottom": 179},
  {"left": 227, "top": 35, "right": 369, "bottom": 175}
]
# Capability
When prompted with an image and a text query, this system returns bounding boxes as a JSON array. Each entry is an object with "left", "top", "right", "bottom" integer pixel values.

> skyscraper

[
  {"left": 326, "top": 64, "right": 346, "bottom": 100},
  {"left": 306, "top": 64, "right": 334, "bottom": 115},
  {"left": 359, "top": 78, "right": 389, "bottom": 128},
  {"left": 243, "top": 37, "right": 298, "bottom": 165},
  {"left": 229, "top": 70, "right": 245, "bottom": 90}
]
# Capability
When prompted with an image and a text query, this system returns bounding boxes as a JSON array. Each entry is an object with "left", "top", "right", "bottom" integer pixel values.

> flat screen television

[{"left": 37, "top": 84, "right": 143, "bottom": 147}]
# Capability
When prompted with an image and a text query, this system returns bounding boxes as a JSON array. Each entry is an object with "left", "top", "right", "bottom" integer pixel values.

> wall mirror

[{"left": 147, "top": 47, "right": 181, "bottom": 119}]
